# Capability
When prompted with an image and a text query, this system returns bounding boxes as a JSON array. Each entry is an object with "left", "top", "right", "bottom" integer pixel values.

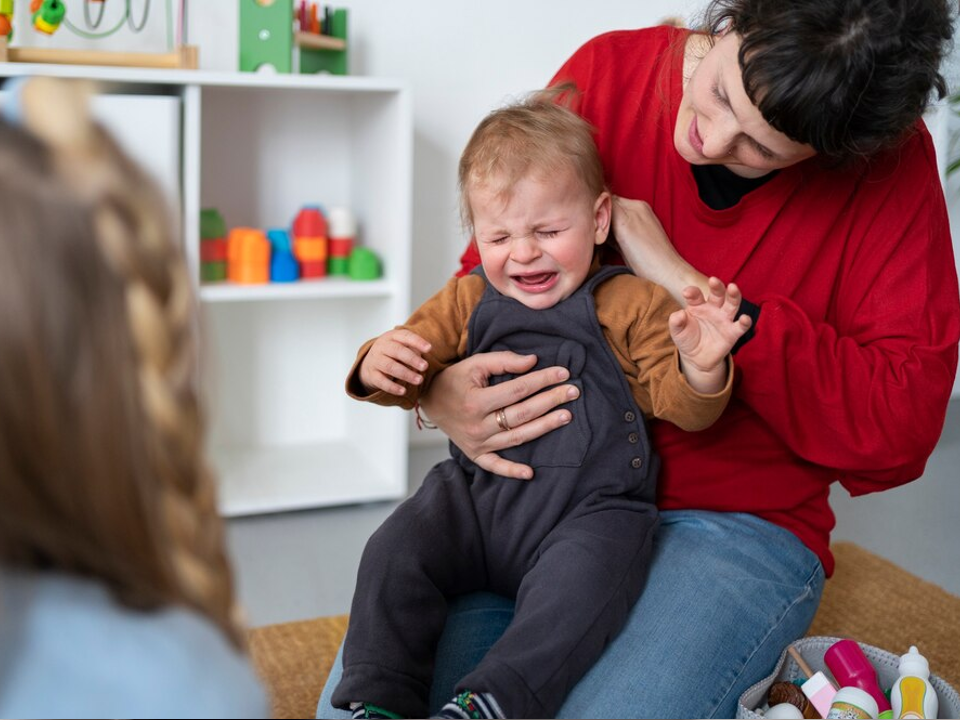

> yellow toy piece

[{"left": 33, "top": 0, "right": 66, "bottom": 35}]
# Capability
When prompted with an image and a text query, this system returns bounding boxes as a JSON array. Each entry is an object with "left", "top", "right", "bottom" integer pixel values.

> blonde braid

[{"left": 19, "top": 78, "right": 245, "bottom": 647}]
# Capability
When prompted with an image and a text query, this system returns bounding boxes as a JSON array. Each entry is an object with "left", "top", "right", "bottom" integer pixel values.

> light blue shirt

[{"left": 0, "top": 568, "right": 269, "bottom": 719}]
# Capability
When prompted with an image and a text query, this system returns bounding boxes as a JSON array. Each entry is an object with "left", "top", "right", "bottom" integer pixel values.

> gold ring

[{"left": 495, "top": 408, "right": 511, "bottom": 432}]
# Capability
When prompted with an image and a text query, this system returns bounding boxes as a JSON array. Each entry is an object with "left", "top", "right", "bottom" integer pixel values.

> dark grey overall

[{"left": 333, "top": 266, "right": 660, "bottom": 719}]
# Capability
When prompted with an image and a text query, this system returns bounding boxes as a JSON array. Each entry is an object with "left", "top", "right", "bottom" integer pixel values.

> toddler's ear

[{"left": 594, "top": 191, "right": 612, "bottom": 245}]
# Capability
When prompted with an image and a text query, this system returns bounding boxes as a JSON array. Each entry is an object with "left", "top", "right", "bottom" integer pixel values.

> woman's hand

[
  {"left": 612, "top": 196, "right": 708, "bottom": 305},
  {"left": 418, "top": 352, "right": 579, "bottom": 480}
]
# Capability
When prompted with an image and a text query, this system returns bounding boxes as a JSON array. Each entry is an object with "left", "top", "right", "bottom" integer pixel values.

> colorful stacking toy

[
  {"left": 228, "top": 227, "right": 271, "bottom": 284},
  {"left": 200, "top": 203, "right": 379, "bottom": 286},
  {"left": 327, "top": 205, "right": 355, "bottom": 276},
  {"left": 200, "top": 208, "right": 228, "bottom": 282},
  {"left": 348, "top": 247, "right": 381, "bottom": 280},
  {"left": 292, "top": 205, "right": 328, "bottom": 279},
  {"left": 267, "top": 228, "right": 300, "bottom": 282}
]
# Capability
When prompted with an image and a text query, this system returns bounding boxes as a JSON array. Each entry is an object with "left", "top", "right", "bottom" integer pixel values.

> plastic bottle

[
  {"left": 825, "top": 639, "right": 893, "bottom": 719},
  {"left": 826, "top": 687, "right": 880, "bottom": 720},
  {"left": 891, "top": 646, "right": 938, "bottom": 719}
]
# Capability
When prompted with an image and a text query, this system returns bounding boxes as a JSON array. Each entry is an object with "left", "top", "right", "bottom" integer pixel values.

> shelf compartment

[
  {"left": 212, "top": 440, "right": 405, "bottom": 516},
  {"left": 197, "top": 83, "right": 411, "bottom": 306},
  {"left": 201, "top": 297, "right": 407, "bottom": 513},
  {"left": 0, "top": 66, "right": 414, "bottom": 517}
]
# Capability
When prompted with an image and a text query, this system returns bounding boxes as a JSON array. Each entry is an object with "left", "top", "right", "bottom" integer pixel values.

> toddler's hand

[
  {"left": 359, "top": 329, "right": 432, "bottom": 396},
  {"left": 669, "top": 277, "right": 751, "bottom": 374}
]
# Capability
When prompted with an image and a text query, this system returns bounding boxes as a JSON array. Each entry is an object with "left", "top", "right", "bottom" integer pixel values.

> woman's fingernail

[
  {"left": 567, "top": 387, "right": 579, "bottom": 399},
  {"left": 559, "top": 412, "right": 572, "bottom": 424},
  {"left": 557, "top": 369, "right": 570, "bottom": 381}
]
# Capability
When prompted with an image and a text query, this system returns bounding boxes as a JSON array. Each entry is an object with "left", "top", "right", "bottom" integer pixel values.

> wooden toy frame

[{"left": 0, "top": 37, "right": 198, "bottom": 68}]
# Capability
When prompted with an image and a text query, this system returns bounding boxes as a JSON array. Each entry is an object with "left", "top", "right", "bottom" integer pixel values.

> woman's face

[{"left": 675, "top": 31, "right": 817, "bottom": 178}]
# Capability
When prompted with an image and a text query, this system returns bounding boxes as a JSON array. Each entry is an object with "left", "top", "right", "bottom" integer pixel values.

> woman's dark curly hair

[{"left": 703, "top": 0, "right": 955, "bottom": 162}]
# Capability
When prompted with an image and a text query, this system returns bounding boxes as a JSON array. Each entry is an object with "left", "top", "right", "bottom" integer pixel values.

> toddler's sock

[
  {"left": 349, "top": 702, "right": 403, "bottom": 719},
  {"left": 436, "top": 691, "right": 505, "bottom": 719}
]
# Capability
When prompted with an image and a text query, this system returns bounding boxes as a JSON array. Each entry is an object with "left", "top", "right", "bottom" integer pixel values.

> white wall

[
  {"left": 14, "top": 0, "right": 700, "bottom": 310},
  {"left": 314, "top": 1, "right": 701, "bottom": 310},
  {"left": 16, "top": 1, "right": 960, "bottom": 395}
]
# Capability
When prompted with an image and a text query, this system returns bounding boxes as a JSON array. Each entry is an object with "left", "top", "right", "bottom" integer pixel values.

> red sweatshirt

[{"left": 457, "top": 26, "right": 960, "bottom": 575}]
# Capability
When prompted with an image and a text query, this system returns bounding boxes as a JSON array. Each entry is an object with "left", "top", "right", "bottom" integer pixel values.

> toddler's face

[{"left": 470, "top": 168, "right": 609, "bottom": 310}]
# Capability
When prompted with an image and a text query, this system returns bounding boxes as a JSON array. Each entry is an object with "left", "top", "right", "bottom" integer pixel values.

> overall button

[
  {"left": 623, "top": 410, "right": 636, "bottom": 422},
  {"left": 628, "top": 432, "right": 639, "bottom": 444},
  {"left": 630, "top": 457, "right": 643, "bottom": 469}
]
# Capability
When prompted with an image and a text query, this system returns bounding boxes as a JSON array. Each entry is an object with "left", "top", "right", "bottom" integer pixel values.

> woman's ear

[{"left": 594, "top": 191, "right": 612, "bottom": 245}]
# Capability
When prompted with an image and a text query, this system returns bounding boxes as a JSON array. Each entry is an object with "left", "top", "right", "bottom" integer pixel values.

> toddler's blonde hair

[{"left": 458, "top": 86, "right": 605, "bottom": 232}]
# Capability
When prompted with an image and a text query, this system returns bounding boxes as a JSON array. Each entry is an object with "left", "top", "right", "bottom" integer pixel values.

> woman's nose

[{"left": 700, "top": 116, "right": 736, "bottom": 159}]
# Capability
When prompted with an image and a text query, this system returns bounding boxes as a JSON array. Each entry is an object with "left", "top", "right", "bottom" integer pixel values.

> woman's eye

[
  {"left": 711, "top": 84, "right": 728, "bottom": 107},
  {"left": 752, "top": 142, "right": 775, "bottom": 160}
]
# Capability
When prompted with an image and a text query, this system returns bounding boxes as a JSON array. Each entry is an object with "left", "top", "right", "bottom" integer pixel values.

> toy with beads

[
  {"left": 32, "top": 0, "right": 65, "bottom": 34},
  {"left": 0, "top": 0, "right": 13, "bottom": 38}
]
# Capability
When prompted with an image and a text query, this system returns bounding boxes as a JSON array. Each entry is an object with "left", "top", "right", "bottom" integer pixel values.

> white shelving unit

[{"left": 0, "top": 63, "right": 414, "bottom": 515}]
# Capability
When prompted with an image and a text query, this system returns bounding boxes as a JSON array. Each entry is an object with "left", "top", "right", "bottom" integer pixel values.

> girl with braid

[{"left": 0, "top": 77, "right": 267, "bottom": 718}]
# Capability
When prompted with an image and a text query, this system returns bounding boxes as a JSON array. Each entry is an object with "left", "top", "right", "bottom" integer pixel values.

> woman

[{"left": 319, "top": 0, "right": 959, "bottom": 716}]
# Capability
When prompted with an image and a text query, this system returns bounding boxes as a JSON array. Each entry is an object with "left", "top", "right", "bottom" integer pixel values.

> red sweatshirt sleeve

[{"left": 734, "top": 162, "right": 960, "bottom": 496}]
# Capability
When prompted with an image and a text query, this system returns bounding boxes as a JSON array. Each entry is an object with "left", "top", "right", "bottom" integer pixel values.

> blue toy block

[
  {"left": 267, "top": 228, "right": 294, "bottom": 253},
  {"left": 271, "top": 252, "right": 300, "bottom": 282},
  {"left": 268, "top": 228, "right": 300, "bottom": 282}
]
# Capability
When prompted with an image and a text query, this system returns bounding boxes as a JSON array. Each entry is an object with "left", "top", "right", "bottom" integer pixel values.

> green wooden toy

[
  {"left": 300, "top": 8, "right": 348, "bottom": 75},
  {"left": 201, "top": 262, "right": 228, "bottom": 283},
  {"left": 200, "top": 208, "right": 227, "bottom": 240},
  {"left": 328, "top": 256, "right": 350, "bottom": 276},
  {"left": 348, "top": 247, "right": 381, "bottom": 281},
  {"left": 239, "top": 0, "right": 293, "bottom": 74}
]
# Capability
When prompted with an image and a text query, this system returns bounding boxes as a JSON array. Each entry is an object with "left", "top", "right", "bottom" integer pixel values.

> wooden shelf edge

[
  {"left": 0, "top": 38, "right": 199, "bottom": 70},
  {"left": 294, "top": 32, "right": 346, "bottom": 52}
]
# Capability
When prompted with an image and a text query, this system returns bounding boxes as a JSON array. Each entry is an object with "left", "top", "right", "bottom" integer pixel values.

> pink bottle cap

[{"left": 824, "top": 639, "right": 891, "bottom": 712}]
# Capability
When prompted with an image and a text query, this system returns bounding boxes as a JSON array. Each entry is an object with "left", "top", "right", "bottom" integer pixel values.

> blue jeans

[{"left": 317, "top": 510, "right": 824, "bottom": 719}]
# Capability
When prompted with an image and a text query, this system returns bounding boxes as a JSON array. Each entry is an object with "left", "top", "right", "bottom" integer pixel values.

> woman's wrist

[{"left": 662, "top": 262, "right": 710, "bottom": 307}]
